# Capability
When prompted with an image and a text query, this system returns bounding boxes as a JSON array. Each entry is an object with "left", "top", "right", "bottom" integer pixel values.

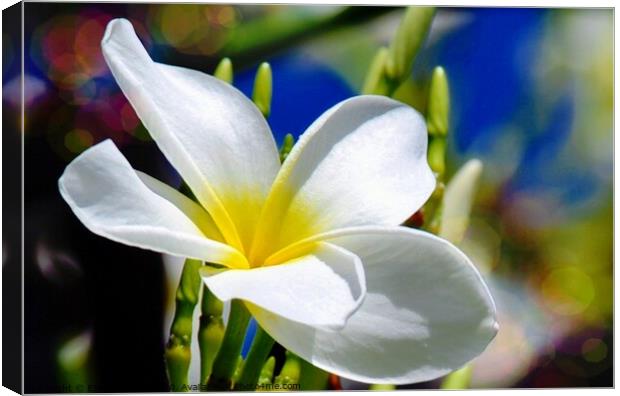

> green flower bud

[
  {"left": 274, "top": 351, "right": 301, "bottom": 385},
  {"left": 440, "top": 364, "right": 473, "bottom": 389},
  {"left": 279, "top": 133, "right": 295, "bottom": 163},
  {"left": 427, "top": 136, "right": 446, "bottom": 176},
  {"left": 214, "top": 58, "right": 233, "bottom": 84},
  {"left": 57, "top": 331, "right": 93, "bottom": 389},
  {"left": 386, "top": 7, "right": 435, "bottom": 82},
  {"left": 253, "top": 62, "right": 273, "bottom": 118},
  {"left": 369, "top": 384, "right": 396, "bottom": 390},
  {"left": 257, "top": 356, "right": 276, "bottom": 386},
  {"left": 439, "top": 160, "right": 483, "bottom": 244},
  {"left": 427, "top": 66, "right": 450, "bottom": 136},
  {"left": 361, "top": 47, "right": 392, "bottom": 95}
]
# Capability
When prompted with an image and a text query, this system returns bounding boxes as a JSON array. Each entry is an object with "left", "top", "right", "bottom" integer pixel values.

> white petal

[
  {"left": 58, "top": 140, "right": 247, "bottom": 268},
  {"left": 101, "top": 18, "right": 280, "bottom": 252},
  {"left": 250, "top": 226, "right": 497, "bottom": 384},
  {"left": 201, "top": 243, "right": 366, "bottom": 330},
  {"left": 251, "top": 96, "right": 435, "bottom": 262}
]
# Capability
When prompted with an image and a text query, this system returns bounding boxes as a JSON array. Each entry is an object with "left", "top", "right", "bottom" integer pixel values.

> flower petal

[
  {"left": 250, "top": 226, "right": 497, "bottom": 384},
  {"left": 101, "top": 18, "right": 280, "bottom": 253},
  {"left": 201, "top": 243, "right": 366, "bottom": 330},
  {"left": 251, "top": 96, "right": 435, "bottom": 263},
  {"left": 58, "top": 140, "right": 247, "bottom": 268}
]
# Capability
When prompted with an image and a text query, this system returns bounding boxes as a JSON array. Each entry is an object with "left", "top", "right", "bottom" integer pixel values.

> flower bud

[
  {"left": 253, "top": 62, "right": 273, "bottom": 118},
  {"left": 257, "top": 356, "right": 276, "bottom": 386},
  {"left": 427, "top": 136, "right": 446, "bottom": 176},
  {"left": 427, "top": 66, "right": 450, "bottom": 136},
  {"left": 279, "top": 133, "right": 295, "bottom": 163},
  {"left": 439, "top": 159, "right": 483, "bottom": 244},
  {"left": 214, "top": 57, "right": 233, "bottom": 84},
  {"left": 440, "top": 364, "right": 473, "bottom": 389},
  {"left": 386, "top": 7, "right": 435, "bottom": 82},
  {"left": 362, "top": 47, "right": 391, "bottom": 95}
]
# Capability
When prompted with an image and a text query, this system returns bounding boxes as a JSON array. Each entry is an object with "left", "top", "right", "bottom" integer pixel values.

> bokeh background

[{"left": 4, "top": 3, "right": 612, "bottom": 392}]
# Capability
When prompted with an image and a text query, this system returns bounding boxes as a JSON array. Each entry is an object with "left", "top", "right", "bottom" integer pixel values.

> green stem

[
  {"left": 198, "top": 285, "right": 225, "bottom": 385},
  {"left": 207, "top": 300, "right": 251, "bottom": 390},
  {"left": 222, "top": 7, "right": 397, "bottom": 63},
  {"left": 234, "top": 326, "right": 275, "bottom": 390},
  {"left": 299, "top": 359, "right": 329, "bottom": 390},
  {"left": 164, "top": 259, "right": 202, "bottom": 392}
]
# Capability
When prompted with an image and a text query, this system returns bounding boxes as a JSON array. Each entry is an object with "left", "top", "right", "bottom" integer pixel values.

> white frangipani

[{"left": 59, "top": 18, "right": 497, "bottom": 384}]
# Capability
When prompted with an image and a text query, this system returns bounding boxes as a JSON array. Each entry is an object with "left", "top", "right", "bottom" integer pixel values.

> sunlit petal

[
  {"left": 59, "top": 140, "right": 247, "bottom": 268},
  {"left": 202, "top": 243, "right": 366, "bottom": 329},
  {"left": 251, "top": 226, "right": 497, "bottom": 384},
  {"left": 102, "top": 18, "right": 280, "bottom": 253},
  {"left": 251, "top": 95, "right": 435, "bottom": 263}
]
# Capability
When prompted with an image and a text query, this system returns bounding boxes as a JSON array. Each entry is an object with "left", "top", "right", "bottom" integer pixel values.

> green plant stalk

[
  {"left": 164, "top": 259, "right": 203, "bottom": 391},
  {"left": 207, "top": 300, "right": 251, "bottom": 390},
  {"left": 299, "top": 359, "right": 329, "bottom": 390},
  {"left": 232, "top": 355, "right": 245, "bottom": 384},
  {"left": 234, "top": 326, "right": 275, "bottom": 390},
  {"left": 222, "top": 7, "right": 397, "bottom": 62},
  {"left": 198, "top": 286, "right": 225, "bottom": 385},
  {"left": 422, "top": 65, "right": 450, "bottom": 231}
]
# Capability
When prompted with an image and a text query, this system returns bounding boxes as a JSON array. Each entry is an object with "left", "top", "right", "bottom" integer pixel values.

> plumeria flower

[{"left": 59, "top": 19, "right": 497, "bottom": 384}]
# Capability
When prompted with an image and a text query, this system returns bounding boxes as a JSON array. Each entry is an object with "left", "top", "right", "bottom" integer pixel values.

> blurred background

[{"left": 4, "top": 3, "right": 612, "bottom": 392}]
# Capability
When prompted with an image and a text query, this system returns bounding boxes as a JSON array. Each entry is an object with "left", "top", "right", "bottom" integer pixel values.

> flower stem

[
  {"left": 234, "top": 325, "right": 275, "bottom": 390},
  {"left": 198, "top": 285, "right": 225, "bottom": 385},
  {"left": 206, "top": 300, "right": 251, "bottom": 390},
  {"left": 299, "top": 359, "right": 330, "bottom": 390},
  {"left": 164, "top": 259, "right": 202, "bottom": 391}
]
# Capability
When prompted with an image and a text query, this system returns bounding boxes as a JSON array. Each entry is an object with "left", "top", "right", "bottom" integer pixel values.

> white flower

[{"left": 59, "top": 19, "right": 497, "bottom": 384}]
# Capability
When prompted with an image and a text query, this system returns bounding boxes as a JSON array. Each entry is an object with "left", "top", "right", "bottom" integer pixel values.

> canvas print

[{"left": 2, "top": 2, "right": 613, "bottom": 393}]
